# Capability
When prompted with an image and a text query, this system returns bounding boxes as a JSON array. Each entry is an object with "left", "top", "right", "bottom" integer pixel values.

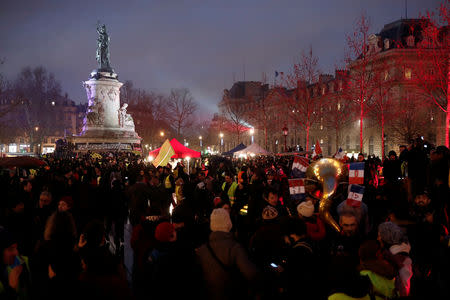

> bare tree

[
  {"left": 344, "top": 13, "right": 380, "bottom": 152},
  {"left": 13, "top": 66, "right": 64, "bottom": 152},
  {"left": 323, "top": 74, "right": 354, "bottom": 152},
  {"left": 244, "top": 83, "right": 277, "bottom": 148},
  {"left": 280, "top": 46, "right": 323, "bottom": 151},
  {"left": 221, "top": 95, "right": 249, "bottom": 145},
  {"left": 390, "top": 91, "right": 432, "bottom": 143},
  {"left": 366, "top": 59, "right": 398, "bottom": 158},
  {"left": 166, "top": 88, "right": 198, "bottom": 137},
  {"left": 409, "top": 3, "right": 450, "bottom": 146},
  {"left": 121, "top": 81, "right": 172, "bottom": 146}
]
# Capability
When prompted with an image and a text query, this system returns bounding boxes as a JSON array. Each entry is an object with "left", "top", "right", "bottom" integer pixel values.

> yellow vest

[
  {"left": 328, "top": 293, "right": 371, "bottom": 300},
  {"left": 165, "top": 175, "right": 172, "bottom": 189},
  {"left": 360, "top": 270, "right": 396, "bottom": 299},
  {"left": 222, "top": 181, "right": 238, "bottom": 205}
]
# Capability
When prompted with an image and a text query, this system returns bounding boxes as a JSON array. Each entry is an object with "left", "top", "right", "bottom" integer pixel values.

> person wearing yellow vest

[
  {"left": 222, "top": 174, "right": 238, "bottom": 206},
  {"left": 358, "top": 240, "right": 397, "bottom": 300},
  {"left": 0, "top": 228, "right": 31, "bottom": 300}
]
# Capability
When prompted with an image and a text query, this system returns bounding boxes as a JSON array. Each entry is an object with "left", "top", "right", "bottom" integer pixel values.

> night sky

[{"left": 0, "top": 0, "right": 441, "bottom": 117}]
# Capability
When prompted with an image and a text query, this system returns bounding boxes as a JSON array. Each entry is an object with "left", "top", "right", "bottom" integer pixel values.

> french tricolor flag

[
  {"left": 346, "top": 184, "right": 365, "bottom": 207},
  {"left": 289, "top": 178, "right": 305, "bottom": 201},
  {"left": 349, "top": 162, "right": 365, "bottom": 185},
  {"left": 291, "top": 156, "right": 309, "bottom": 178}
]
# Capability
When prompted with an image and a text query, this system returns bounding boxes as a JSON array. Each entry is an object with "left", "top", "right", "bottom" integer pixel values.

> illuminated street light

[
  {"left": 160, "top": 131, "right": 164, "bottom": 137},
  {"left": 282, "top": 125, "right": 288, "bottom": 152},
  {"left": 219, "top": 132, "right": 224, "bottom": 153},
  {"left": 35, "top": 126, "right": 39, "bottom": 132},
  {"left": 185, "top": 156, "right": 191, "bottom": 175},
  {"left": 51, "top": 101, "right": 55, "bottom": 106},
  {"left": 249, "top": 128, "right": 254, "bottom": 144}
]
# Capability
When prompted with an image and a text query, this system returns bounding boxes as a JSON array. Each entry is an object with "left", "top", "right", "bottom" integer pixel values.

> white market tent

[{"left": 233, "top": 143, "right": 271, "bottom": 157}]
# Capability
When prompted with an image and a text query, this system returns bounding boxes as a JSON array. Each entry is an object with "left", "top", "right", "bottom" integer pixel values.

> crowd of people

[{"left": 0, "top": 138, "right": 449, "bottom": 299}]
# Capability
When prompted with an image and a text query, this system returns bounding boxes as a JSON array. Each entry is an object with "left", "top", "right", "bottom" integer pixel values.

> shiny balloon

[{"left": 306, "top": 158, "right": 343, "bottom": 233}]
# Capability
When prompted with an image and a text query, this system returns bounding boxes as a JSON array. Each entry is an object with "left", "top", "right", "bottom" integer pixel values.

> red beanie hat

[{"left": 154, "top": 222, "right": 175, "bottom": 242}]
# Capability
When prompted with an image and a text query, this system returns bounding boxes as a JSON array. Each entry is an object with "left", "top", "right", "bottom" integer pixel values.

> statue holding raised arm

[{"left": 96, "top": 24, "right": 112, "bottom": 71}]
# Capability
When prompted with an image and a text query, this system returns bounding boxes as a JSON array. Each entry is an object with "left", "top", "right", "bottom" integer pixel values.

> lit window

[
  {"left": 337, "top": 103, "right": 341, "bottom": 111},
  {"left": 322, "top": 87, "right": 325, "bottom": 95},
  {"left": 320, "top": 139, "right": 323, "bottom": 144},
  {"left": 384, "top": 70, "right": 389, "bottom": 81},
  {"left": 405, "top": 68, "right": 412, "bottom": 80},
  {"left": 320, "top": 125, "right": 323, "bottom": 130}
]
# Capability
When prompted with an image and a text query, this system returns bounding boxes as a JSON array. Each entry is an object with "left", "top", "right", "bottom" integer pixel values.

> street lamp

[
  {"left": 219, "top": 132, "right": 224, "bottom": 153},
  {"left": 282, "top": 125, "right": 288, "bottom": 152},
  {"left": 160, "top": 131, "right": 164, "bottom": 137},
  {"left": 185, "top": 156, "right": 191, "bottom": 175},
  {"left": 249, "top": 128, "right": 254, "bottom": 144},
  {"left": 33, "top": 126, "right": 39, "bottom": 155}
]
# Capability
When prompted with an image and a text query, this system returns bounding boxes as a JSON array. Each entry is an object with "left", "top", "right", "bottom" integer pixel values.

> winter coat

[
  {"left": 383, "top": 243, "right": 413, "bottom": 297},
  {"left": 284, "top": 239, "right": 318, "bottom": 299},
  {"left": 304, "top": 214, "right": 326, "bottom": 241},
  {"left": 196, "top": 231, "right": 259, "bottom": 300},
  {"left": 248, "top": 221, "right": 285, "bottom": 266}
]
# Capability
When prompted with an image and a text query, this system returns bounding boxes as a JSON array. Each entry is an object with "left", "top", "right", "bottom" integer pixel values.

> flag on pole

[
  {"left": 334, "top": 147, "right": 345, "bottom": 159},
  {"left": 312, "top": 140, "right": 322, "bottom": 159},
  {"left": 153, "top": 139, "right": 175, "bottom": 167},
  {"left": 289, "top": 178, "right": 305, "bottom": 201},
  {"left": 346, "top": 184, "right": 365, "bottom": 207},
  {"left": 349, "top": 162, "right": 365, "bottom": 184},
  {"left": 291, "top": 156, "right": 309, "bottom": 178}
]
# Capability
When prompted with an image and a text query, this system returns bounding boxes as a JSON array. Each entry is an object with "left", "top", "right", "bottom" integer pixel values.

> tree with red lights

[
  {"left": 409, "top": 3, "right": 449, "bottom": 147},
  {"left": 366, "top": 59, "right": 398, "bottom": 158},
  {"left": 344, "top": 13, "right": 380, "bottom": 153},
  {"left": 279, "top": 46, "right": 323, "bottom": 152}
]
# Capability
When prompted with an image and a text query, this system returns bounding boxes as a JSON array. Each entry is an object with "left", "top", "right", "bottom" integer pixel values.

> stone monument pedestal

[{"left": 69, "top": 70, "right": 141, "bottom": 152}]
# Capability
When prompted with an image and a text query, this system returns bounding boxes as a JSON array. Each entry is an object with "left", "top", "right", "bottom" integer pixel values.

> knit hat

[
  {"left": 262, "top": 205, "right": 279, "bottom": 220},
  {"left": 297, "top": 200, "right": 314, "bottom": 217},
  {"left": 154, "top": 222, "right": 175, "bottom": 242},
  {"left": 378, "top": 222, "right": 408, "bottom": 246},
  {"left": 210, "top": 208, "right": 232, "bottom": 232}
]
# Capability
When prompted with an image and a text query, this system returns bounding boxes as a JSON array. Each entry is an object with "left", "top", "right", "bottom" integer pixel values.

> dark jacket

[{"left": 196, "top": 231, "right": 259, "bottom": 300}]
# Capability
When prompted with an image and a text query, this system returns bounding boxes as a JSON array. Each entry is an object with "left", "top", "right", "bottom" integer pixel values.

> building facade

[{"left": 216, "top": 19, "right": 446, "bottom": 157}]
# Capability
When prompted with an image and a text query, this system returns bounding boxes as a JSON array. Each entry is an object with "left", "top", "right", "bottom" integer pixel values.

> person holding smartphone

[{"left": 0, "top": 227, "right": 32, "bottom": 300}]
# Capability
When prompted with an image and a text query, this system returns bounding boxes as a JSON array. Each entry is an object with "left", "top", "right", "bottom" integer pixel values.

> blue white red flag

[
  {"left": 346, "top": 184, "right": 365, "bottom": 207},
  {"left": 349, "top": 162, "right": 365, "bottom": 184},
  {"left": 291, "top": 156, "right": 309, "bottom": 178},
  {"left": 312, "top": 140, "right": 322, "bottom": 159},
  {"left": 334, "top": 147, "right": 345, "bottom": 159},
  {"left": 289, "top": 178, "right": 305, "bottom": 201}
]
